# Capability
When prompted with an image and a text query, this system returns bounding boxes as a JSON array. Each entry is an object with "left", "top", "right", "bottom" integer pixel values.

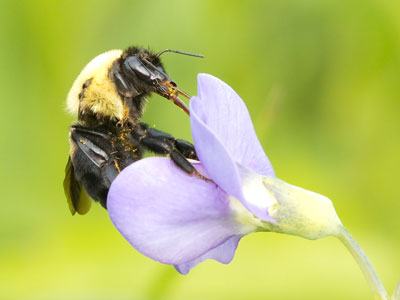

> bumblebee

[{"left": 63, "top": 46, "right": 202, "bottom": 215}]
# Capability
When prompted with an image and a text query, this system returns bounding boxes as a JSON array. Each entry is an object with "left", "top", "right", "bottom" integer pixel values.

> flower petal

[
  {"left": 190, "top": 73, "right": 274, "bottom": 177},
  {"left": 107, "top": 157, "right": 248, "bottom": 265},
  {"left": 174, "top": 235, "right": 242, "bottom": 275},
  {"left": 190, "top": 107, "right": 244, "bottom": 206},
  {"left": 190, "top": 74, "right": 275, "bottom": 221},
  {"left": 236, "top": 163, "right": 277, "bottom": 221}
]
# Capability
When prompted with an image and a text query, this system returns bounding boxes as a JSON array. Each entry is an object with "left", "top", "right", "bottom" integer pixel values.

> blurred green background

[{"left": 0, "top": 0, "right": 399, "bottom": 299}]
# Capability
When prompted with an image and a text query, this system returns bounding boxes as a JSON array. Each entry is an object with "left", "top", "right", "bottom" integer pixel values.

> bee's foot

[{"left": 193, "top": 169, "right": 214, "bottom": 183}]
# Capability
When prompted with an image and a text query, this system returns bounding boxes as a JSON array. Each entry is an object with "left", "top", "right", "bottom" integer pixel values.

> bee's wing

[{"left": 63, "top": 157, "right": 92, "bottom": 215}]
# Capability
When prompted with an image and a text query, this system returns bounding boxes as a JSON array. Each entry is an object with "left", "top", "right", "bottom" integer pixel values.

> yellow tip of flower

[{"left": 262, "top": 177, "right": 342, "bottom": 239}]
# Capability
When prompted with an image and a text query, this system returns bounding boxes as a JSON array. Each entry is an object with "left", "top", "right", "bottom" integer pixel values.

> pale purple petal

[
  {"left": 190, "top": 73, "right": 275, "bottom": 177},
  {"left": 108, "top": 157, "right": 245, "bottom": 265},
  {"left": 190, "top": 74, "right": 275, "bottom": 221},
  {"left": 190, "top": 108, "right": 243, "bottom": 205},
  {"left": 174, "top": 235, "right": 242, "bottom": 275},
  {"left": 190, "top": 108, "right": 273, "bottom": 221}
]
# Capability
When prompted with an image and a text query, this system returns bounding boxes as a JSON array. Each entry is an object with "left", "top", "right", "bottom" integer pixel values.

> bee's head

[
  {"left": 67, "top": 47, "right": 195, "bottom": 122},
  {"left": 113, "top": 47, "right": 193, "bottom": 115},
  {"left": 111, "top": 47, "right": 174, "bottom": 101}
]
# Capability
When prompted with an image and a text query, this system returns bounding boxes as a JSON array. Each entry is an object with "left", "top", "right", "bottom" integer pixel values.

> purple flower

[{"left": 108, "top": 74, "right": 341, "bottom": 275}]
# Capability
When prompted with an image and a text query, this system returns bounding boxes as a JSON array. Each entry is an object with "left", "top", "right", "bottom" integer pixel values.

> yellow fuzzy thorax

[{"left": 66, "top": 49, "right": 125, "bottom": 120}]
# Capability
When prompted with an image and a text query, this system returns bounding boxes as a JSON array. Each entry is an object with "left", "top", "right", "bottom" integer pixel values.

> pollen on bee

[
  {"left": 114, "top": 161, "right": 121, "bottom": 173},
  {"left": 167, "top": 85, "right": 177, "bottom": 96}
]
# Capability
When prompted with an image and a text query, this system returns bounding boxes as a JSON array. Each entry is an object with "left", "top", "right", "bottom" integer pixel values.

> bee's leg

[
  {"left": 135, "top": 125, "right": 208, "bottom": 180},
  {"left": 174, "top": 139, "right": 198, "bottom": 160},
  {"left": 170, "top": 149, "right": 211, "bottom": 182},
  {"left": 138, "top": 130, "right": 195, "bottom": 174},
  {"left": 70, "top": 126, "right": 119, "bottom": 208}
]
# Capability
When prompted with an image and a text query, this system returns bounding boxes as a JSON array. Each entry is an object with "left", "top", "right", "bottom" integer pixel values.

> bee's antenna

[{"left": 156, "top": 49, "right": 204, "bottom": 59}]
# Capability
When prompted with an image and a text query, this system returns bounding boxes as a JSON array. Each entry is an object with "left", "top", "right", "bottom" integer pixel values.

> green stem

[{"left": 338, "top": 227, "right": 389, "bottom": 300}]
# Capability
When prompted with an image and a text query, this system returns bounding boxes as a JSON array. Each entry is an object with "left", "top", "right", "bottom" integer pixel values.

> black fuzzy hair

[{"left": 121, "top": 46, "right": 163, "bottom": 67}]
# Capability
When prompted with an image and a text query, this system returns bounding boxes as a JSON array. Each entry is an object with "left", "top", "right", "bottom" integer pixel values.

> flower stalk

[{"left": 337, "top": 227, "right": 389, "bottom": 300}]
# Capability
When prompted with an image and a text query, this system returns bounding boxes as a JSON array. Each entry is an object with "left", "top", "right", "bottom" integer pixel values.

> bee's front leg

[{"left": 133, "top": 123, "right": 208, "bottom": 180}]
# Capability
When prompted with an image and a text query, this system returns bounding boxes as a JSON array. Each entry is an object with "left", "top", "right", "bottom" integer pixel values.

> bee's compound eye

[
  {"left": 112, "top": 70, "right": 139, "bottom": 98},
  {"left": 123, "top": 56, "right": 152, "bottom": 82}
]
